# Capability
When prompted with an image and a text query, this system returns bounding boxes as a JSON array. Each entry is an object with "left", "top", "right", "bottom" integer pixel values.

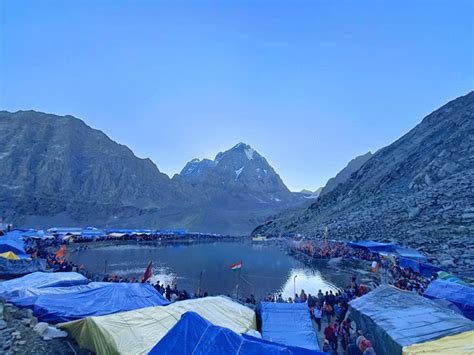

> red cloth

[{"left": 142, "top": 261, "right": 153, "bottom": 282}]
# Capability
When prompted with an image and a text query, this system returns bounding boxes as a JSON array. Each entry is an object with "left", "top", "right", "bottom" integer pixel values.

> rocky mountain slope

[
  {"left": 319, "top": 152, "right": 372, "bottom": 197},
  {"left": 0, "top": 111, "right": 304, "bottom": 235},
  {"left": 253, "top": 92, "right": 474, "bottom": 280}
]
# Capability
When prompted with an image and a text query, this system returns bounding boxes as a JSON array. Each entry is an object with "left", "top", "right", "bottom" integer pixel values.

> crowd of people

[
  {"left": 262, "top": 274, "right": 374, "bottom": 355},
  {"left": 21, "top": 237, "right": 444, "bottom": 354},
  {"left": 293, "top": 239, "right": 436, "bottom": 296}
]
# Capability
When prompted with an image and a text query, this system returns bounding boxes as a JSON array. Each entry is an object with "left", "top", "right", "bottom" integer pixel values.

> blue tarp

[
  {"left": 259, "top": 302, "right": 319, "bottom": 351},
  {"left": 5, "top": 282, "right": 109, "bottom": 308},
  {"left": 349, "top": 285, "right": 474, "bottom": 354},
  {"left": 346, "top": 241, "right": 396, "bottom": 253},
  {"left": 0, "top": 237, "right": 26, "bottom": 256},
  {"left": 424, "top": 280, "right": 474, "bottom": 321},
  {"left": 149, "top": 312, "right": 323, "bottom": 355},
  {"left": 394, "top": 247, "right": 427, "bottom": 262},
  {"left": 0, "top": 272, "right": 88, "bottom": 298},
  {"left": 0, "top": 258, "right": 47, "bottom": 278},
  {"left": 32, "top": 283, "right": 170, "bottom": 323}
]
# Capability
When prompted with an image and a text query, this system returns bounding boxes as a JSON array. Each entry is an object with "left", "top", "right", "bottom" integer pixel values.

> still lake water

[{"left": 68, "top": 241, "right": 351, "bottom": 299}]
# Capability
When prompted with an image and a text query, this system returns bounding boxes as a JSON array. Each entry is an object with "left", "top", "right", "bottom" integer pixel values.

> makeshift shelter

[
  {"left": 0, "top": 258, "right": 47, "bottom": 278},
  {"left": 259, "top": 302, "right": 320, "bottom": 351},
  {"left": 424, "top": 280, "right": 474, "bottom": 321},
  {"left": 149, "top": 311, "right": 321, "bottom": 355},
  {"left": 32, "top": 283, "right": 170, "bottom": 323},
  {"left": 0, "top": 272, "right": 88, "bottom": 298},
  {"left": 347, "top": 241, "right": 396, "bottom": 253},
  {"left": 5, "top": 282, "right": 109, "bottom": 308},
  {"left": 348, "top": 285, "right": 474, "bottom": 355},
  {"left": 0, "top": 237, "right": 26, "bottom": 256},
  {"left": 0, "top": 251, "right": 19, "bottom": 260},
  {"left": 393, "top": 247, "right": 427, "bottom": 262},
  {"left": 402, "top": 330, "right": 474, "bottom": 354},
  {"left": 59, "top": 296, "right": 256, "bottom": 355}
]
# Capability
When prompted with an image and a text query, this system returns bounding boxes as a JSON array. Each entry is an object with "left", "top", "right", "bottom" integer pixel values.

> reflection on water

[{"left": 68, "top": 241, "right": 351, "bottom": 299}]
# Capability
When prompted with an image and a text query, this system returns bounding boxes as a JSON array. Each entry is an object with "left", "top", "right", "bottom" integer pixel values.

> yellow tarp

[
  {"left": 59, "top": 296, "right": 256, "bottom": 355},
  {"left": 403, "top": 330, "right": 474, "bottom": 354},
  {"left": 0, "top": 251, "right": 19, "bottom": 260}
]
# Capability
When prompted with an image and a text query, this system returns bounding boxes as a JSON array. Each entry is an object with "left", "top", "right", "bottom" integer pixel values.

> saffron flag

[
  {"left": 55, "top": 245, "right": 66, "bottom": 259},
  {"left": 142, "top": 261, "right": 153, "bottom": 282},
  {"left": 230, "top": 261, "right": 242, "bottom": 272}
]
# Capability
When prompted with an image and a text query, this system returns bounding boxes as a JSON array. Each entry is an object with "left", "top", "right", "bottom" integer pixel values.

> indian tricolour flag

[{"left": 230, "top": 261, "right": 242, "bottom": 272}]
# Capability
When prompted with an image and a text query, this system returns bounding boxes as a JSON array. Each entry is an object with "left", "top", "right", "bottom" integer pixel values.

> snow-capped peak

[{"left": 245, "top": 147, "right": 255, "bottom": 160}]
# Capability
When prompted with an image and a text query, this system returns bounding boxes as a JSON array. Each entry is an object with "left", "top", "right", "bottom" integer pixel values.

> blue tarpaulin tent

[
  {"left": 0, "top": 272, "right": 88, "bottom": 298},
  {"left": 424, "top": 280, "right": 474, "bottom": 321},
  {"left": 0, "top": 237, "right": 27, "bottom": 256},
  {"left": 393, "top": 247, "right": 427, "bottom": 262},
  {"left": 5, "top": 282, "right": 109, "bottom": 308},
  {"left": 0, "top": 258, "right": 47, "bottom": 278},
  {"left": 149, "top": 312, "right": 323, "bottom": 355},
  {"left": 32, "top": 283, "right": 170, "bottom": 323},
  {"left": 349, "top": 285, "right": 474, "bottom": 354},
  {"left": 259, "top": 302, "right": 320, "bottom": 351},
  {"left": 346, "top": 241, "right": 396, "bottom": 253}
]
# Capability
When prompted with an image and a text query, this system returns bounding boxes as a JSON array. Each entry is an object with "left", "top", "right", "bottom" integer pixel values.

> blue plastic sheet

[
  {"left": 32, "top": 282, "right": 170, "bottom": 323},
  {"left": 424, "top": 280, "right": 474, "bottom": 321},
  {"left": 394, "top": 247, "right": 427, "bottom": 262},
  {"left": 5, "top": 282, "right": 109, "bottom": 308},
  {"left": 0, "top": 272, "right": 88, "bottom": 298},
  {"left": 346, "top": 241, "right": 396, "bottom": 253},
  {"left": 349, "top": 285, "right": 474, "bottom": 355},
  {"left": 259, "top": 302, "right": 320, "bottom": 351},
  {"left": 149, "top": 311, "right": 323, "bottom": 355},
  {"left": 0, "top": 258, "right": 47, "bottom": 278},
  {"left": 0, "top": 237, "right": 26, "bottom": 255}
]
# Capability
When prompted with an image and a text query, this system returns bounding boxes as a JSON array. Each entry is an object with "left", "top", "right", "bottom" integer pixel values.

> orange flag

[{"left": 56, "top": 245, "right": 66, "bottom": 259}]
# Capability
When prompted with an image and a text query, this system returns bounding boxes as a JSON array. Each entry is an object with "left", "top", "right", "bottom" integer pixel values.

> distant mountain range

[
  {"left": 0, "top": 111, "right": 307, "bottom": 235},
  {"left": 253, "top": 92, "right": 474, "bottom": 280}
]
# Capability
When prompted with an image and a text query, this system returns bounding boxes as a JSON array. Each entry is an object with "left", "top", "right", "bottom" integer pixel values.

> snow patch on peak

[
  {"left": 235, "top": 166, "right": 244, "bottom": 181},
  {"left": 245, "top": 147, "right": 255, "bottom": 160}
]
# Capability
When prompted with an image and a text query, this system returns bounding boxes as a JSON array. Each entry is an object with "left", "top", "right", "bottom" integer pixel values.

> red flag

[{"left": 142, "top": 261, "right": 153, "bottom": 282}]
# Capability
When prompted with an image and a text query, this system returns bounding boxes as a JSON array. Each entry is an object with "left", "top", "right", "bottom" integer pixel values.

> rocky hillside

[
  {"left": 319, "top": 152, "right": 372, "bottom": 197},
  {"left": 253, "top": 92, "right": 474, "bottom": 280},
  {"left": 0, "top": 111, "right": 304, "bottom": 235}
]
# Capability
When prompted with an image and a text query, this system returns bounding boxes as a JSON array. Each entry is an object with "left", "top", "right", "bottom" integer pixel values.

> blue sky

[{"left": 1, "top": 0, "right": 472, "bottom": 191}]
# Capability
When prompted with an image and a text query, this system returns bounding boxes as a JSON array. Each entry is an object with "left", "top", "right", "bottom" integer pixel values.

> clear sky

[{"left": 1, "top": 1, "right": 472, "bottom": 191}]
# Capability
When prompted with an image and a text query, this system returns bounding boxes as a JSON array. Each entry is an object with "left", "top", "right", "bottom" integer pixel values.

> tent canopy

[
  {"left": 0, "top": 272, "right": 88, "bottom": 298},
  {"left": 5, "top": 282, "right": 109, "bottom": 308},
  {"left": 0, "top": 237, "right": 26, "bottom": 256},
  {"left": 32, "top": 282, "right": 170, "bottom": 323},
  {"left": 259, "top": 302, "right": 319, "bottom": 351},
  {"left": 347, "top": 241, "right": 396, "bottom": 253},
  {"left": 59, "top": 296, "right": 256, "bottom": 355},
  {"left": 349, "top": 285, "right": 474, "bottom": 355},
  {"left": 394, "top": 248, "right": 427, "bottom": 262},
  {"left": 0, "top": 251, "right": 19, "bottom": 260},
  {"left": 149, "top": 311, "right": 321, "bottom": 355},
  {"left": 403, "top": 330, "right": 474, "bottom": 354},
  {"left": 424, "top": 280, "right": 474, "bottom": 321},
  {"left": 0, "top": 258, "right": 47, "bottom": 278}
]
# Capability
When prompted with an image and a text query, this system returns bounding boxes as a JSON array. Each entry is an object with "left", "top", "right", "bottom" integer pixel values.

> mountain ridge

[
  {"left": 0, "top": 111, "right": 305, "bottom": 235},
  {"left": 253, "top": 91, "right": 474, "bottom": 280}
]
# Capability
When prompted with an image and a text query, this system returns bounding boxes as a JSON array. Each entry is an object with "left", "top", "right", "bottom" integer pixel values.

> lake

[{"left": 67, "top": 240, "right": 352, "bottom": 300}]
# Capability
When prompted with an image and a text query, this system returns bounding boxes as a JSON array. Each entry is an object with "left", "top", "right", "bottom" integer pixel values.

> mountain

[
  {"left": 176, "top": 143, "right": 294, "bottom": 205},
  {"left": 319, "top": 152, "right": 372, "bottom": 197},
  {"left": 299, "top": 188, "right": 323, "bottom": 199},
  {"left": 0, "top": 111, "right": 304, "bottom": 235},
  {"left": 253, "top": 92, "right": 474, "bottom": 280}
]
